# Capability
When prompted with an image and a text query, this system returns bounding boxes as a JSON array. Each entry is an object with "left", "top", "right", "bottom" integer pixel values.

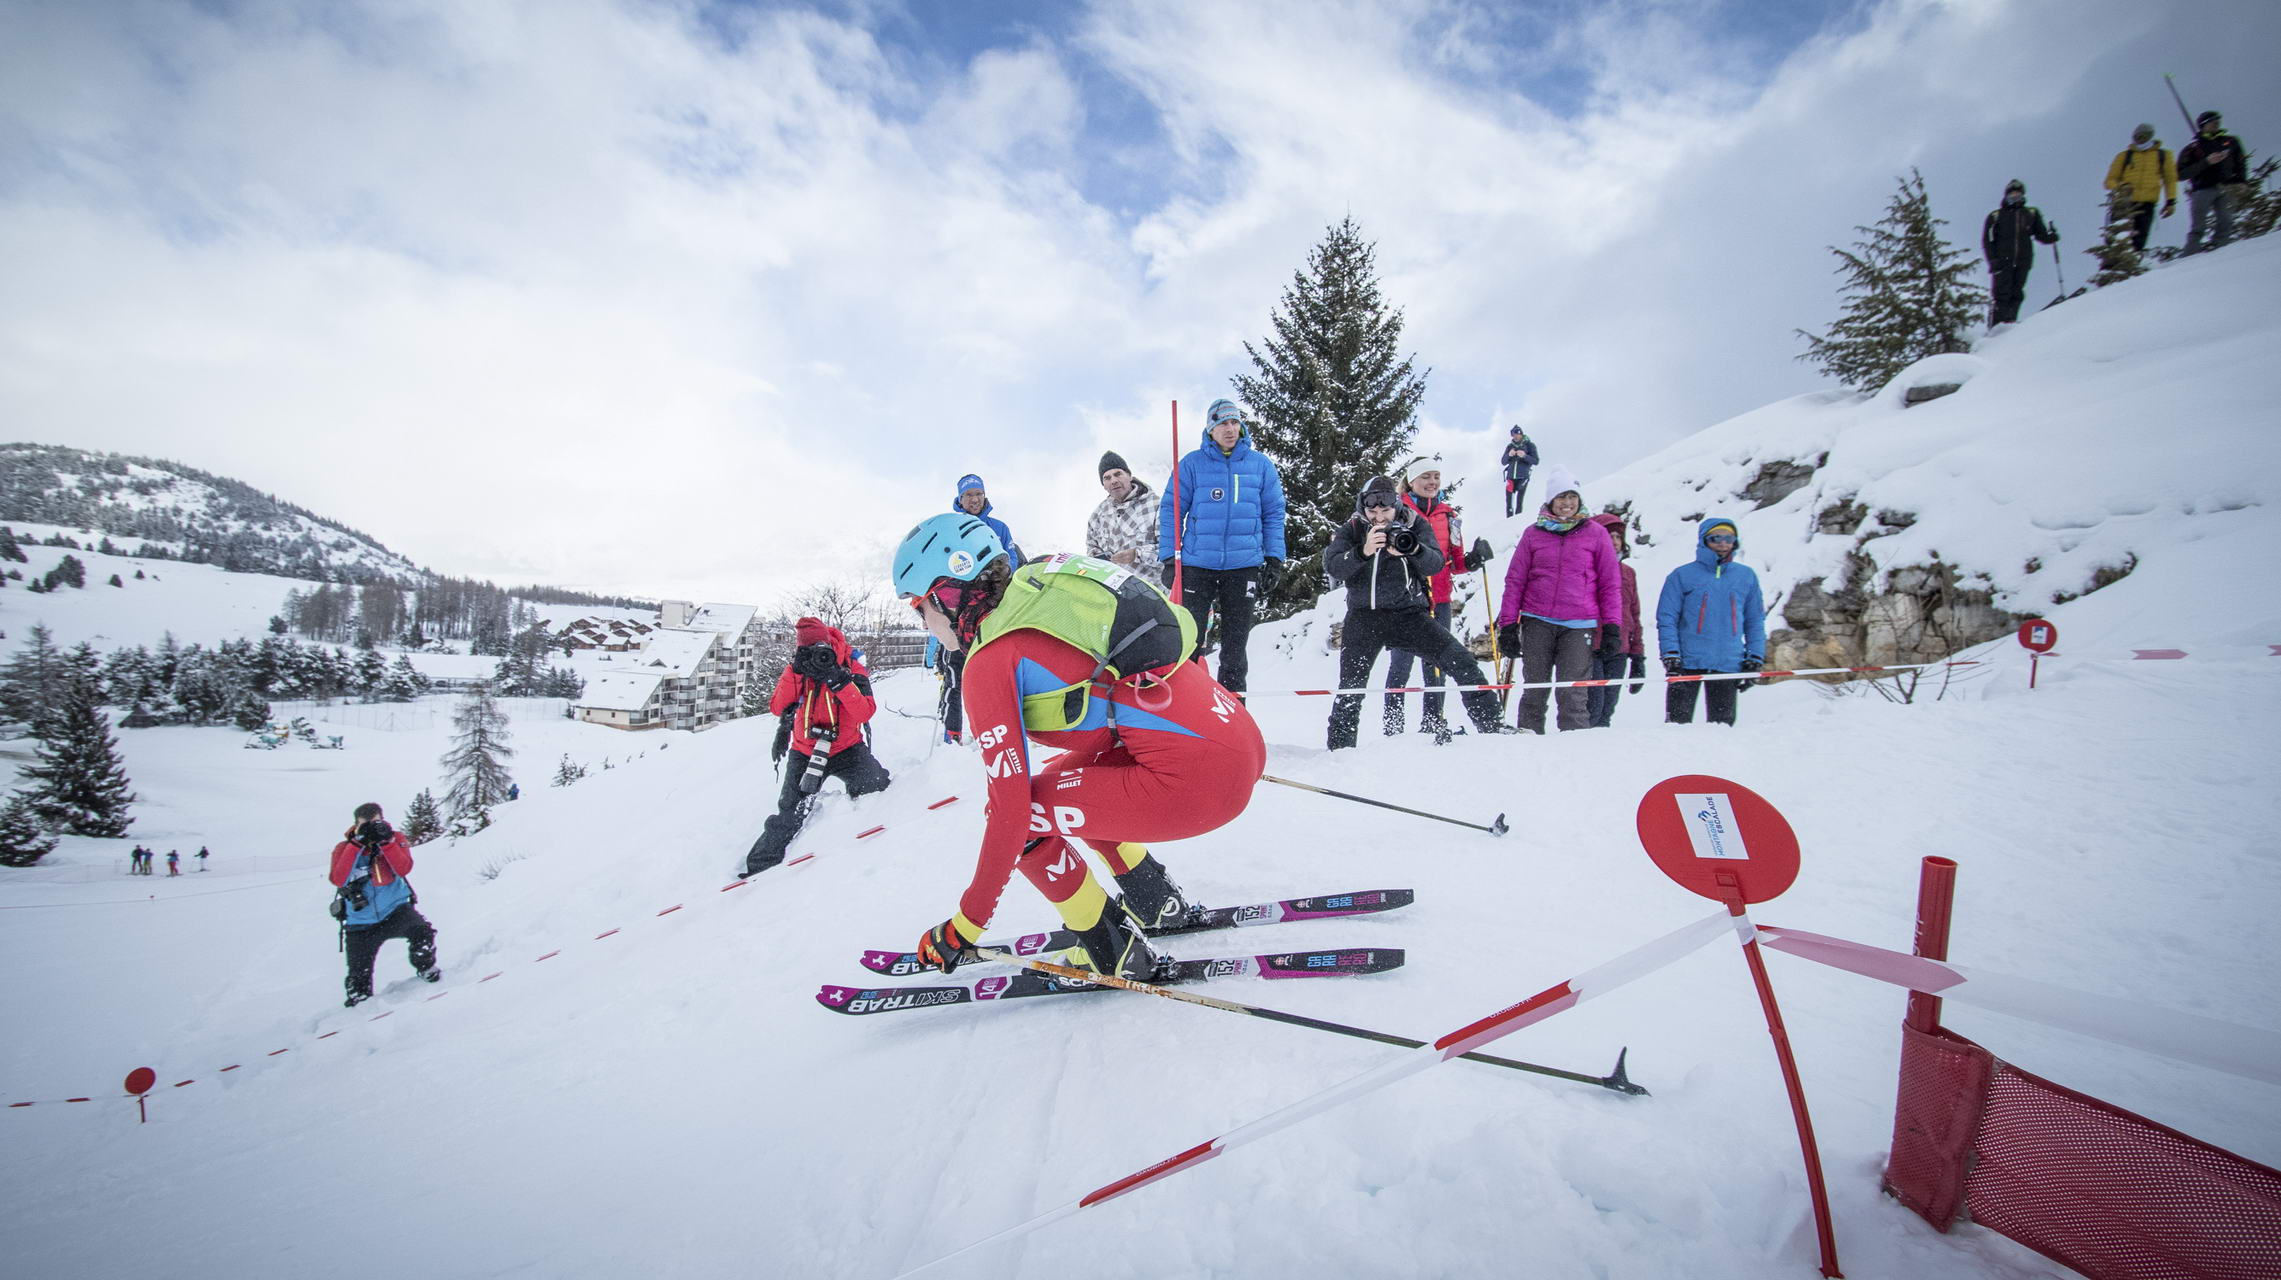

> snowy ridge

[{"left": 3, "top": 241, "right": 2279, "bottom": 1277}]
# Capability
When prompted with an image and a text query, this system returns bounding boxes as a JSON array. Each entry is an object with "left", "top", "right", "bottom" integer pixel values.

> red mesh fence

[{"left": 1886, "top": 1023, "right": 2281, "bottom": 1279}]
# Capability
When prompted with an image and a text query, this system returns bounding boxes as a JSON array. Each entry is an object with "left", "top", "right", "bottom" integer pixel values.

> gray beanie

[{"left": 1099, "top": 451, "right": 1129, "bottom": 477}]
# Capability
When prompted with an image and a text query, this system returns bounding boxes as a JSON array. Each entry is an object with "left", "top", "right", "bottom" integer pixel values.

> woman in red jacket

[{"left": 742, "top": 617, "right": 891, "bottom": 876}]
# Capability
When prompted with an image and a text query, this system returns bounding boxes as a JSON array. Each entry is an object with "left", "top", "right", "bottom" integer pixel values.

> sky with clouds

[{"left": 3, "top": 0, "right": 2276, "bottom": 607}]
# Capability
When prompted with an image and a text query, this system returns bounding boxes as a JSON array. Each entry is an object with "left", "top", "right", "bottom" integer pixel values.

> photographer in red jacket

[
  {"left": 742, "top": 617, "right": 891, "bottom": 876},
  {"left": 328, "top": 802, "right": 439, "bottom": 1007}
]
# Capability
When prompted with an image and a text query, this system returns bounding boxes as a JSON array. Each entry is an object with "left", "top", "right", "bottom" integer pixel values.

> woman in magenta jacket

[{"left": 1494, "top": 465, "right": 1623, "bottom": 733}]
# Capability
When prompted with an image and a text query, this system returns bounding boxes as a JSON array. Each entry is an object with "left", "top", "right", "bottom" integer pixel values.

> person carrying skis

[
  {"left": 892, "top": 512, "right": 1264, "bottom": 981},
  {"left": 1326, "top": 475, "right": 1513, "bottom": 750},
  {"left": 1158, "top": 398, "right": 1287, "bottom": 696},
  {"left": 1654, "top": 516, "right": 1766, "bottom": 728},
  {"left": 1982, "top": 179, "right": 2058, "bottom": 326},
  {"left": 1500, "top": 426, "right": 1540, "bottom": 518},
  {"left": 1382, "top": 467, "right": 1491, "bottom": 738},
  {"left": 328, "top": 802, "right": 440, "bottom": 1007},
  {"left": 2179, "top": 110, "right": 2248, "bottom": 255},
  {"left": 936, "top": 474, "right": 1025, "bottom": 743},
  {"left": 1585, "top": 513, "right": 1645, "bottom": 728},
  {"left": 2104, "top": 123, "right": 2177, "bottom": 253},
  {"left": 742, "top": 616, "right": 890, "bottom": 877},
  {"left": 1494, "top": 465, "right": 1624, "bottom": 734}
]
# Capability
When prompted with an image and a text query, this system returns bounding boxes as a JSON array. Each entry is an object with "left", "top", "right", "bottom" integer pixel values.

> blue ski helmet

[{"left": 891, "top": 512, "right": 1006, "bottom": 601}]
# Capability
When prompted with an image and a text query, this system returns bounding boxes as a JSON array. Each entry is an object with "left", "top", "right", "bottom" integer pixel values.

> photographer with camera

[
  {"left": 327, "top": 802, "right": 439, "bottom": 1008},
  {"left": 1494, "top": 465, "right": 1624, "bottom": 734},
  {"left": 1324, "top": 475, "right": 1513, "bottom": 751},
  {"left": 742, "top": 616, "right": 890, "bottom": 877},
  {"left": 1383, "top": 466, "right": 1493, "bottom": 740}
]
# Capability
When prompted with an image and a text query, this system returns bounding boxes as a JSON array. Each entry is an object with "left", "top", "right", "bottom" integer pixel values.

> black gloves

[
  {"left": 1738, "top": 656, "right": 1764, "bottom": 691},
  {"left": 1256, "top": 558, "right": 1283, "bottom": 596},
  {"left": 1160, "top": 559, "right": 1179, "bottom": 589},
  {"left": 1627, "top": 653, "right": 1646, "bottom": 695},
  {"left": 1497, "top": 622, "right": 1521, "bottom": 656},
  {"left": 770, "top": 712, "right": 793, "bottom": 765},
  {"left": 1594, "top": 624, "right": 1623, "bottom": 662},
  {"left": 1463, "top": 538, "right": 1494, "bottom": 572}
]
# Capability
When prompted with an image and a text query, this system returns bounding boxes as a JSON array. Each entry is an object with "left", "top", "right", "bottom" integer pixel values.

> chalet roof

[{"left": 576, "top": 671, "right": 663, "bottom": 712}]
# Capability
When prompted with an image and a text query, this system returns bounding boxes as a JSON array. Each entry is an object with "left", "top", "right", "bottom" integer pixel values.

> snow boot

[
  {"left": 418, "top": 966, "right": 442, "bottom": 984},
  {"left": 1065, "top": 899, "right": 1168, "bottom": 983},
  {"left": 1113, "top": 855, "right": 1196, "bottom": 934},
  {"left": 344, "top": 989, "right": 371, "bottom": 1009}
]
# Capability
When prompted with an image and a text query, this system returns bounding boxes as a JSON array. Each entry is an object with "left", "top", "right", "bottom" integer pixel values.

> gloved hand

[
  {"left": 1497, "top": 622, "right": 1521, "bottom": 656},
  {"left": 1256, "top": 558, "right": 1283, "bottom": 596},
  {"left": 823, "top": 664, "right": 853, "bottom": 690},
  {"left": 1661, "top": 652, "right": 1682, "bottom": 674},
  {"left": 1627, "top": 652, "right": 1646, "bottom": 695},
  {"left": 1464, "top": 537, "right": 1494, "bottom": 572},
  {"left": 1593, "top": 624, "right": 1623, "bottom": 662},
  {"left": 2161, "top": 199, "right": 2176, "bottom": 218},
  {"left": 1159, "top": 559, "right": 1179, "bottom": 589},
  {"left": 770, "top": 712, "right": 794, "bottom": 765},
  {"left": 1738, "top": 656, "right": 1765, "bottom": 691},
  {"left": 916, "top": 917, "right": 982, "bottom": 975}
]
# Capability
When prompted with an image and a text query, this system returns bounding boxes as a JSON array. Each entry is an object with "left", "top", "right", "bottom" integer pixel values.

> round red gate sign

[
  {"left": 123, "top": 1067, "right": 157, "bottom": 1096},
  {"left": 2017, "top": 619, "right": 2058, "bottom": 653},
  {"left": 1635, "top": 775, "right": 1801, "bottom": 905}
]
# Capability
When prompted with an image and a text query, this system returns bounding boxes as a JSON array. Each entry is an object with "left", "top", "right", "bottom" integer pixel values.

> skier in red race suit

[{"left": 890, "top": 512, "right": 1266, "bottom": 981}]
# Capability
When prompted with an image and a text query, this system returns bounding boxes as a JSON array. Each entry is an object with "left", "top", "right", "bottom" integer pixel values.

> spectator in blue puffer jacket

[
  {"left": 1654, "top": 516, "right": 1766, "bottom": 727},
  {"left": 1157, "top": 398, "right": 1287, "bottom": 694}
]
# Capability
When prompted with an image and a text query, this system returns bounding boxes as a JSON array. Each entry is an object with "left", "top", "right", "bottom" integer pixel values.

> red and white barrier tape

[
  {"left": 4, "top": 795, "right": 968, "bottom": 1113},
  {"left": 894, "top": 908, "right": 1739, "bottom": 1278},
  {"left": 1753, "top": 924, "right": 2281, "bottom": 1087},
  {"left": 1246, "top": 660, "right": 1985, "bottom": 697}
]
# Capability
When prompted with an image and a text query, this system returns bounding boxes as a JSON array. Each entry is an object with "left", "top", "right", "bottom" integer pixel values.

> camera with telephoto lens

[
  {"left": 355, "top": 819, "right": 393, "bottom": 847},
  {"left": 1384, "top": 525, "right": 1422, "bottom": 557},
  {"left": 799, "top": 727, "right": 836, "bottom": 795},
  {"left": 792, "top": 644, "right": 837, "bottom": 681}
]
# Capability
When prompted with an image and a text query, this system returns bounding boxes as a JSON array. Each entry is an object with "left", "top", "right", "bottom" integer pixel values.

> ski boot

[
  {"left": 418, "top": 967, "right": 442, "bottom": 984},
  {"left": 1065, "top": 899, "right": 1170, "bottom": 983},
  {"left": 1114, "top": 856, "right": 1198, "bottom": 934},
  {"left": 344, "top": 989, "right": 372, "bottom": 1009},
  {"left": 1382, "top": 697, "right": 1405, "bottom": 736}
]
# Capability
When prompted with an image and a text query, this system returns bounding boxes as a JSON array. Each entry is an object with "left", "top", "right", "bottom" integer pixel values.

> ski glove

[
  {"left": 1593, "top": 624, "right": 1623, "bottom": 662},
  {"left": 2162, "top": 199, "right": 2176, "bottom": 217},
  {"left": 770, "top": 713, "right": 794, "bottom": 765},
  {"left": 1737, "top": 656, "right": 1764, "bottom": 691},
  {"left": 1464, "top": 538, "right": 1494, "bottom": 572},
  {"left": 1497, "top": 623, "right": 1521, "bottom": 656},
  {"left": 917, "top": 917, "right": 982, "bottom": 975},
  {"left": 1159, "top": 559, "right": 1179, "bottom": 589},
  {"left": 1627, "top": 653, "right": 1647, "bottom": 696},
  {"left": 1255, "top": 558, "right": 1284, "bottom": 596}
]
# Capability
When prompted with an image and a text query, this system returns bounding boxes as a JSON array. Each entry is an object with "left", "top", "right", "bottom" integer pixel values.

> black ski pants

[
  {"left": 1177, "top": 566, "right": 1258, "bottom": 693},
  {"left": 938, "top": 649, "right": 966, "bottom": 738},
  {"left": 1517, "top": 617, "right": 1595, "bottom": 733},
  {"left": 1665, "top": 669, "right": 1741, "bottom": 726},
  {"left": 1329, "top": 608, "right": 1500, "bottom": 749},
  {"left": 1384, "top": 601, "right": 1453, "bottom": 729},
  {"left": 748, "top": 741, "right": 892, "bottom": 873},
  {"left": 1505, "top": 477, "right": 1530, "bottom": 518},
  {"left": 344, "top": 904, "right": 438, "bottom": 998},
  {"left": 1988, "top": 260, "right": 2031, "bottom": 324}
]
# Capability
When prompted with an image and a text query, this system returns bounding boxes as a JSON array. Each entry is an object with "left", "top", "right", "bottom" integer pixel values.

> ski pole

[
  {"left": 1261, "top": 773, "right": 1507, "bottom": 837},
  {"left": 973, "top": 947, "right": 1644, "bottom": 1095},
  {"left": 2164, "top": 73, "right": 2198, "bottom": 137}
]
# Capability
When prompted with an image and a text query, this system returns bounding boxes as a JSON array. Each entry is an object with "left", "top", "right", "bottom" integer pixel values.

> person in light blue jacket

[
  {"left": 1156, "top": 399, "right": 1287, "bottom": 693},
  {"left": 1654, "top": 516, "right": 1766, "bottom": 726}
]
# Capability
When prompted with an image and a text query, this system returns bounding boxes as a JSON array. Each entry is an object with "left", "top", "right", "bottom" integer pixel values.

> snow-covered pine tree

[
  {"left": 1795, "top": 169, "right": 1986, "bottom": 394},
  {"left": 46, "top": 555, "right": 86, "bottom": 590},
  {"left": 439, "top": 683, "right": 515, "bottom": 818},
  {"left": 403, "top": 788, "right": 443, "bottom": 845},
  {"left": 352, "top": 647, "right": 388, "bottom": 699},
  {"left": 1232, "top": 215, "right": 1429, "bottom": 617},
  {"left": 18, "top": 682, "right": 136, "bottom": 837},
  {"left": 0, "top": 623, "right": 72, "bottom": 731},
  {"left": 0, "top": 526, "right": 24, "bottom": 563},
  {"left": 0, "top": 790, "right": 58, "bottom": 866},
  {"left": 2087, "top": 196, "right": 2147, "bottom": 288},
  {"left": 551, "top": 753, "right": 587, "bottom": 787}
]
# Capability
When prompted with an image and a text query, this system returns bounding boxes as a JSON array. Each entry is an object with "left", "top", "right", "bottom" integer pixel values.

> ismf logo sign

[{"left": 1676, "top": 792, "right": 1750, "bottom": 861}]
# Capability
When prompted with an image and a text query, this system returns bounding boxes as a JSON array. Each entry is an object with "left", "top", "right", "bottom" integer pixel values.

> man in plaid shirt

[{"left": 1086, "top": 450, "right": 1160, "bottom": 578}]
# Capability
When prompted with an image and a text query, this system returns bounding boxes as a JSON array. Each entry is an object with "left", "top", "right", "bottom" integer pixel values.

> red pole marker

[
  {"left": 1637, "top": 776, "right": 1841, "bottom": 1278},
  {"left": 1169, "top": 400, "right": 1183, "bottom": 602},
  {"left": 124, "top": 1067, "right": 155, "bottom": 1124},
  {"left": 2017, "top": 619, "right": 2057, "bottom": 689}
]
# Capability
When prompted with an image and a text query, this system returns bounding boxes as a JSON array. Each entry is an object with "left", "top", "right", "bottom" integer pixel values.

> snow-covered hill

[{"left": 3, "top": 239, "right": 2278, "bottom": 1279}]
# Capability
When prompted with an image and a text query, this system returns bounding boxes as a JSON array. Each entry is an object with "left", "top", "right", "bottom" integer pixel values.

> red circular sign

[
  {"left": 123, "top": 1067, "right": 156, "bottom": 1096},
  {"left": 2017, "top": 619, "right": 2058, "bottom": 653},
  {"left": 1636, "top": 775, "right": 1801, "bottom": 905}
]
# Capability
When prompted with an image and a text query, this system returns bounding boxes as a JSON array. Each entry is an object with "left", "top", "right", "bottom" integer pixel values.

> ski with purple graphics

[
  {"left": 856, "top": 889, "right": 1413, "bottom": 978},
  {"left": 817, "top": 947, "right": 1406, "bottom": 1016}
]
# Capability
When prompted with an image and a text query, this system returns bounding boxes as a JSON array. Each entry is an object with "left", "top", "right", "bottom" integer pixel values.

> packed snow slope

[{"left": 4, "top": 243, "right": 2279, "bottom": 1279}]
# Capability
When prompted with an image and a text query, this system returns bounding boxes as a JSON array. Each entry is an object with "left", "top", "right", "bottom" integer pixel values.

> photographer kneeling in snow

[
  {"left": 329, "top": 802, "right": 439, "bottom": 1007},
  {"left": 1325, "top": 475, "right": 1512, "bottom": 750},
  {"left": 742, "top": 617, "right": 890, "bottom": 877}
]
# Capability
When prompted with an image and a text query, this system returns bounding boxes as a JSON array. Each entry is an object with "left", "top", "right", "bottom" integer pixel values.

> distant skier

[
  {"left": 1500, "top": 426, "right": 1540, "bottom": 518},
  {"left": 891, "top": 513, "right": 1263, "bottom": 981},
  {"left": 1982, "top": 179, "right": 2058, "bottom": 326},
  {"left": 1655, "top": 517, "right": 1766, "bottom": 728},
  {"left": 742, "top": 617, "right": 890, "bottom": 878},
  {"left": 328, "top": 802, "right": 440, "bottom": 1007},
  {"left": 165, "top": 849, "right": 179, "bottom": 876},
  {"left": 196, "top": 846, "right": 209, "bottom": 871},
  {"left": 2178, "top": 110, "right": 2247, "bottom": 255}
]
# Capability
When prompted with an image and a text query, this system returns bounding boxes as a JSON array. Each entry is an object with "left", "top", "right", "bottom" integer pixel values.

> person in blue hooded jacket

[
  {"left": 1157, "top": 399, "right": 1287, "bottom": 694},
  {"left": 1654, "top": 516, "right": 1766, "bottom": 726},
  {"left": 937, "top": 475, "right": 1025, "bottom": 741}
]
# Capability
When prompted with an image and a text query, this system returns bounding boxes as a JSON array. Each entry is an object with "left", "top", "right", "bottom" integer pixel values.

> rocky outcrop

[{"left": 1770, "top": 550, "right": 2019, "bottom": 674}]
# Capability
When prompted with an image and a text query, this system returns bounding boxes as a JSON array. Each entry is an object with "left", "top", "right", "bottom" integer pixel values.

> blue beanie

[{"left": 1206, "top": 399, "right": 1242, "bottom": 427}]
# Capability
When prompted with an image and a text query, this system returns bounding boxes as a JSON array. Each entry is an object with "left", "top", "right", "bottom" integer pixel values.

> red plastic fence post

[{"left": 1905, "top": 857, "right": 1958, "bottom": 1034}]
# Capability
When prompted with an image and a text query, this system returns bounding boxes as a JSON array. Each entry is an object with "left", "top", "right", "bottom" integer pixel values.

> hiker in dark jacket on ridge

[{"left": 1983, "top": 179, "right": 2058, "bottom": 326}]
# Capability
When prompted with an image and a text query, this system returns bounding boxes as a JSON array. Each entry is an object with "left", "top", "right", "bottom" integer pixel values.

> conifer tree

[
  {"left": 0, "top": 623, "right": 71, "bottom": 730},
  {"left": 19, "top": 684, "right": 136, "bottom": 837},
  {"left": 0, "top": 526, "right": 24, "bottom": 563},
  {"left": 1232, "top": 215, "right": 1430, "bottom": 616},
  {"left": 403, "top": 788, "right": 443, "bottom": 845},
  {"left": 439, "top": 683, "right": 515, "bottom": 818},
  {"left": 0, "top": 791, "right": 57, "bottom": 866},
  {"left": 1796, "top": 169, "right": 1985, "bottom": 394},
  {"left": 2087, "top": 196, "right": 2148, "bottom": 288},
  {"left": 551, "top": 753, "right": 587, "bottom": 787}
]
